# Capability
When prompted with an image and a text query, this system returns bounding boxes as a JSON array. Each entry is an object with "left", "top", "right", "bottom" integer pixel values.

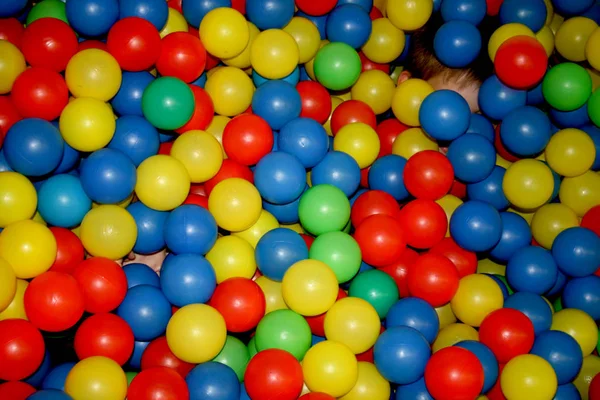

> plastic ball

[
  {"left": 392, "top": 79, "right": 434, "bottom": 127},
  {"left": 398, "top": 199, "right": 447, "bottom": 249},
  {"left": 530, "top": 330, "right": 583, "bottom": 385},
  {"left": 496, "top": 36, "right": 548, "bottom": 91},
  {"left": 479, "top": 308, "right": 535, "bottom": 363},
  {"left": 106, "top": 17, "right": 161, "bottom": 72},
  {"left": 114, "top": 284, "right": 171, "bottom": 341},
  {"left": 255, "top": 309, "right": 311, "bottom": 359},
  {"left": 333, "top": 122, "right": 380, "bottom": 168},
  {"left": 563, "top": 275, "right": 600, "bottom": 321},
  {"left": 186, "top": 361, "right": 240, "bottom": 399},
  {"left": 118, "top": 0, "right": 168, "bottom": 30},
  {"left": 72, "top": 257, "right": 128, "bottom": 313},
  {"left": 298, "top": 184, "right": 350, "bottom": 235},
  {"left": 543, "top": 63, "right": 592, "bottom": 112},
  {"left": 555, "top": 17, "right": 597, "bottom": 63},
  {"left": 466, "top": 165, "right": 509, "bottom": 210},
  {"left": 314, "top": 42, "right": 361, "bottom": 91},
  {"left": 65, "top": 0, "right": 118, "bottom": 37},
  {"left": 0, "top": 0, "right": 28, "bottom": 18},
  {"left": 253, "top": 152, "right": 305, "bottom": 204},
  {"left": 156, "top": 31, "right": 207, "bottom": 83},
  {"left": 349, "top": 269, "right": 399, "bottom": 318},
  {"left": 434, "top": 20, "right": 482, "bottom": 69},
  {"left": 74, "top": 313, "right": 134, "bottom": 366},
  {"left": 199, "top": 7, "right": 249, "bottom": 58},
  {"left": 424, "top": 346, "right": 484, "bottom": 400},
  {"left": 331, "top": 99, "right": 377, "bottom": 135},
  {"left": 59, "top": 97, "right": 116, "bottom": 152},
  {"left": 309, "top": 231, "right": 362, "bottom": 283},
  {"left": 353, "top": 214, "right": 406, "bottom": 267},
  {"left": 501, "top": 354, "right": 558, "bottom": 400},
  {"left": 326, "top": 4, "right": 372, "bottom": 49},
  {"left": 552, "top": 227, "right": 600, "bottom": 278},
  {"left": 250, "top": 29, "right": 299, "bottom": 80},
  {"left": 164, "top": 205, "right": 217, "bottom": 255},
  {"left": 108, "top": 115, "right": 159, "bottom": 167},
  {"left": 208, "top": 277, "right": 264, "bottom": 333},
  {"left": 499, "top": 0, "right": 546, "bottom": 32},
  {"left": 450, "top": 200, "right": 502, "bottom": 252},
  {"left": 160, "top": 253, "right": 216, "bottom": 307},
  {"left": 142, "top": 77, "right": 194, "bottom": 130},
  {"left": 208, "top": 177, "right": 261, "bottom": 232},
  {"left": 361, "top": 17, "right": 406, "bottom": 64},
  {"left": 0, "top": 319, "right": 45, "bottom": 381},
  {"left": 311, "top": 151, "right": 361, "bottom": 197},
  {"left": 221, "top": 114, "right": 270, "bottom": 165},
  {"left": 0, "top": 258, "right": 16, "bottom": 313},
  {"left": 546, "top": 128, "right": 595, "bottom": 177},
  {"left": 351, "top": 70, "right": 395, "bottom": 115},
  {"left": 65, "top": 49, "right": 122, "bottom": 102},
  {"left": 367, "top": 155, "right": 407, "bottom": 201},
  {"left": 500, "top": 106, "right": 551, "bottom": 158},
  {"left": 205, "top": 67, "right": 254, "bottom": 117},
  {"left": 0, "top": 171, "right": 37, "bottom": 228},
  {"left": 387, "top": 0, "right": 432, "bottom": 30},
  {"left": 0, "top": 277, "right": 28, "bottom": 321},
  {"left": 279, "top": 117, "right": 329, "bottom": 168},
  {"left": 559, "top": 170, "right": 600, "bottom": 217},
  {"left": 10, "top": 67, "right": 68, "bottom": 121},
  {"left": 323, "top": 297, "right": 380, "bottom": 355},
  {"left": 479, "top": 74, "right": 527, "bottom": 121},
  {"left": 140, "top": 336, "right": 193, "bottom": 378},
  {"left": 64, "top": 356, "right": 127, "bottom": 400},
  {"left": 21, "top": 18, "right": 77, "bottom": 72},
  {"left": 0, "top": 40, "right": 25, "bottom": 95},
  {"left": 502, "top": 159, "right": 554, "bottom": 210},
  {"left": 504, "top": 292, "right": 553, "bottom": 335},
  {"left": 488, "top": 23, "right": 535, "bottom": 62},
  {"left": 403, "top": 150, "right": 454, "bottom": 200},
  {"left": 171, "top": 130, "right": 223, "bottom": 183},
  {"left": 123, "top": 263, "right": 160, "bottom": 289},
  {"left": 386, "top": 297, "right": 439, "bottom": 344},
  {"left": 450, "top": 274, "right": 504, "bottom": 327},
  {"left": 205, "top": 236, "right": 255, "bottom": 283},
  {"left": 231, "top": 208, "right": 279, "bottom": 247},
  {"left": 506, "top": 245, "right": 558, "bottom": 294},
  {"left": 420, "top": 89, "right": 471, "bottom": 141},
  {"left": 280, "top": 259, "right": 336, "bottom": 317},
  {"left": 244, "top": 349, "right": 303, "bottom": 400},
  {"left": 80, "top": 205, "right": 137, "bottom": 260},
  {"left": 80, "top": 148, "right": 137, "bottom": 205},
  {"left": 303, "top": 340, "right": 358, "bottom": 397},
  {"left": 128, "top": 367, "right": 189, "bottom": 400},
  {"left": 246, "top": 0, "right": 294, "bottom": 30},
  {"left": 39, "top": 173, "right": 90, "bottom": 227},
  {"left": 374, "top": 326, "right": 430, "bottom": 385},
  {"left": 135, "top": 155, "right": 191, "bottom": 211}
]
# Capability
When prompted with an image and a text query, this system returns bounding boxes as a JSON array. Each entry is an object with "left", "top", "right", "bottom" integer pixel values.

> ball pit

[{"left": 1, "top": 1, "right": 600, "bottom": 399}]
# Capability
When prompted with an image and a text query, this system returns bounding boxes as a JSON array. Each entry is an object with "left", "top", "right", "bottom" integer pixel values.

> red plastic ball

[
  {"left": 222, "top": 114, "right": 273, "bottom": 166},
  {"left": 189, "top": 183, "right": 206, "bottom": 196},
  {"left": 24, "top": 271, "right": 85, "bottom": 332},
  {"left": 74, "top": 313, "right": 135, "bottom": 366},
  {"left": 204, "top": 159, "right": 254, "bottom": 195},
  {"left": 0, "top": 17, "right": 25, "bottom": 47},
  {"left": 244, "top": 349, "right": 304, "bottom": 400},
  {"left": 297, "top": 81, "right": 332, "bottom": 124},
  {"left": 159, "top": 142, "right": 174, "bottom": 155},
  {"left": 175, "top": 85, "right": 214, "bottom": 133},
  {"left": 0, "top": 96, "right": 22, "bottom": 135},
  {"left": 360, "top": 167, "right": 370, "bottom": 187},
  {"left": 208, "top": 277, "right": 266, "bottom": 333},
  {"left": 10, "top": 67, "right": 69, "bottom": 121},
  {"left": 369, "top": 5, "right": 384, "bottom": 20},
  {"left": 359, "top": 51, "right": 389, "bottom": 74},
  {"left": 424, "top": 346, "right": 485, "bottom": 400},
  {"left": 141, "top": 337, "right": 195, "bottom": 378},
  {"left": 330, "top": 100, "right": 377, "bottom": 136},
  {"left": 167, "top": 0, "right": 183, "bottom": 12},
  {"left": 299, "top": 394, "right": 336, "bottom": 400},
  {"left": 379, "top": 247, "right": 419, "bottom": 298},
  {"left": 407, "top": 252, "right": 459, "bottom": 307},
  {"left": 107, "top": 17, "right": 162, "bottom": 72},
  {"left": 305, "top": 288, "right": 347, "bottom": 336},
  {"left": 486, "top": 0, "right": 503, "bottom": 15},
  {"left": 398, "top": 199, "right": 447, "bottom": 249},
  {"left": 430, "top": 237, "right": 477, "bottom": 278},
  {"left": 156, "top": 32, "right": 207, "bottom": 83},
  {"left": 449, "top": 179, "right": 467, "bottom": 199},
  {"left": 295, "top": 0, "right": 337, "bottom": 16},
  {"left": 21, "top": 18, "right": 78, "bottom": 72},
  {"left": 351, "top": 190, "right": 401, "bottom": 227},
  {"left": 494, "top": 124, "right": 520, "bottom": 162},
  {"left": 232, "top": 0, "right": 247, "bottom": 14},
  {"left": 72, "top": 257, "right": 128, "bottom": 314},
  {"left": 301, "top": 233, "right": 315, "bottom": 249},
  {"left": 0, "top": 381, "right": 36, "bottom": 400},
  {"left": 589, "top": 373, "right": 600, "bottom": 400},
  {"left": 581, "top": 205, "right": 600, "bottom": 237},
  {"left": 0, "top": 320, "right": 45, "bottom": 381},
  {"left": 183, "top": 193, "right": 209, "bottom": 208},
  {"left": 78, "top": 39, "right": 108, "bottom": 52},
  {"left": 403, "top": 150, "right": 454, "bottom": 200},
  {"left": 486, "top": 363, "right": 506, "bottom": 400},
  {"left": 128, "top": 367, "right": 190, "bottom": 400},
  {"left": 375, "top": 118, "right": 408, "bottom": 157},
  {"left": 479, "top": 308, "right": 535, "bottom": 364},
  {"left": 354, "top": 214, "right": 407, "bottom": 267},
  {"left": 48, "top": 227, "right": 85, "bottom": 274},
  {"left": 495, "top": 36, "right": 548, "bottom": 90}
]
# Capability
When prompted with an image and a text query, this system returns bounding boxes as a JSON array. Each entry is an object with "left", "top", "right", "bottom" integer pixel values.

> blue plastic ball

[
  {"left": 546, "top": 269, "right": 567, "bottom": 298},
  {"left": 296, "top": 11, "right": 327, "bottom": 39},
  {"left": 3, "top": 118, "right": 64, "bottom": 177},
  {"left": 440, "top": 0, "right": 487, "bottom": 25},
  {"left": 504, "top": 292, "right": 553, "bottom": 335},
  {"left": 163, "top": 204, "right": 218, "bottom": 255},
  {"left": 111, "top": 71, "right": 155, "bottom": 117},
  {"left": 552, "top": 0, "right": 594, "bottom": 16},
  {"left": 27, "top": 390, "right": 73, "bottom": 400},
  {"left": 25, "top": 350, "right": 51, "bottom": 388},
  {"left": 500, "top": 106, "right": 551, "bottom": 157},
  {"left": 550, "top": 104, "right": 590, "bottom": 128},
  {"left": 395, "top": 378, "right": 433, "bottom": 400},
  {"left": 186, "top": 362, "right": 240, "bottom": 400},
  {"left": 466, "top": 166, "right": 509, "bottom": 210},
  {"left": 479, "top": 75, "right": 527, "bottom": 121},
  {"left": 489, "top": 212, "right": 532, "bottom": 262},
  {"left": 0, "top": 149, "right": 12, "bottom": 172},
  {"left": 246, "top": 0, "right": 294, "bottom": 29},
  {"left": 252, "top": 81, "right": 302, "bottom": 130},
  {"left": 336, "top": 0, "right": 372, "bottom": 12},
  {"left": 386, "top": 297, "right": 440, "bottom": 344},
  {"left": 530, "top": 330, "right": 583, "bottom": 385},
  {"left": 42, "top": 363, "right": 76, "bottom": 391},
  {"left": 79, "top": 148, "right": 137, "bottom": 204},
  {"left": 449, "top": 200, "right": 503, "bottom": 252},
  {"left": 311, "top": 333, "right": 326, "bottom": 346},
  {"left": 368, "top": 154, "right": 409, "bottom": 201},
  {"left": 499, "top": 0, "right": 547, "bottom": 32},
  {"left": 349, "top": 188, "right": 368, "bottom": 206},
  {"left": 191, "top": 72, "right": 208, "bottom": 88},
  {"left": 116, "top": 284, "right": 172, "bottom": 341},
  {"left": 262, "top": 186, "right": 305, "bottom": 224},
  {"left": 123, "top": 263, "right": 160, "bottom": 289},
  {"left": 255, "top": 227, "right": 308, "bottom": 281},
  {"left": 527, "top": 81, "right": 545, "bottom": 106},
  {"left": 552, "top": 227, "right": 600, "bottom": 277},
  {"left": 66, "top": 0, "right": 119, "bottom": 37},
  {"left": 434, "top": 21, "right": 482, "bottom": 68},
  {"left": 447, "top": 133, "right": 496, "bottom": 183},
  {"left": 553, "top": 383, "right": 582, "bottom": 400},
  {"left": 455, "top": 340, "right": 499, "bottom": 394},
  {"left": 252, "top": 67, "right": 300, "bottom": 88},
  {"left": 128, "top": 340, "right": 150, "bottom": 369},
  {"left": 466, "top": 113, "right": 494, "bottom": 142},
  {"left": 506, "top": 246, "right": 558, "bottom": 295},
  {"left": 374, "top": 326, "right": 431, "bottom": 385},
  {"left": 239, "top": 384, "right": 250, "bottom": 400},
  {"left": 119, "top": 0, "right": 168, "bottom": 30},
  {"left": 582, "top": 2, "right": 600, "bottom": 24},
  {"left": 254, "top": 152, "right": 306, "bottom": 204},
  {"left": 278, "top": 117, "right": 329, "bottom": 168},
  {"left": 54, "top": 143, "right": 80, "bottom": 174},
  {"left": 160, "top": 253, "right": 217, "bottom": 307},
  {"left": 108, "top": 115, "right": 160, "bottom": 167},
  {"left": 562, "top": 275, "right": 600, "bottom": 321},
  {"left": 420, "top": 89, "right": 471, "bottom": 141},
  {"left": 126, "top": 202, "right": 168, "bottom": 254},
  {"left": 485, "top": 274, "right": 510, "bottom": 300},
  {"left": 0, "top": 0, "right": 27, "bottom": 17},
  {"left": 182, "top": 0, "right": 231, "bottom": 28},
  {"left": 326, "top": 4, "right": 372, "bottom": 48},
  {"left": 311, "top": 151, "right": 361, "bottom": 197},
  {"left": 38, "top": 174, "right": 92, "bottom": 228}
]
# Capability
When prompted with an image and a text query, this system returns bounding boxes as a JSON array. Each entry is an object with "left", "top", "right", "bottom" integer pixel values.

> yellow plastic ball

[
  {"left": 586, "top": 27, "right": 600, "bottom": 71},
  {"left": 530, "top": 203, "right": 579, "bottom": 249},
  {"left": 250, "top": 29, "right": 299, "bottom": 80},
  {"left": 477, "top": 258, "right": 506, "bottom": 275},
  {"left": 361, "top": 18, "right": 406, "bottom": 64},
  {"left": 206, "top": 235, "right": 256, "bottom": 283},
  {"left": 232, "top": 209, "right": 279, "bottom": 248},
  {"left": 302, "top": 340, "right": 359, "bottom": 398},
  {"left": 450, "top": 274, "right": 504, "bottom": 328},
  {"left": 80, "top": 205, "right": 137, "bottom": 260},
  {"left": 551, "top": 308, "right": 598, "bottom": 356},
  {"left": 333, "top": 122, "right": 380, "bottom": 168},
  {"left": 542, "top": 0, "right": 554, "bottom": 26},
  {"left": 386, "top": 0, "right": 432, "bottom": 31},
  {"left": 171, "top": 130, "right": 223, "bottom": 183},
  {"left": 545, "top": 128, "right": 596, "bottom": 177},
  {"left": 392, "top": 78, "right": 434, "bottom": 126},
  {"left": 496, "top": 154, "right": 513, "bottom": 169},
  {"left": 555, "top": 17, "right": 598, "bottom": 62},
  {"left": 256, "top": 276, "right": 288, "bottom": 314},
  {"left": 205, "top": 66, "right": 255, "bottom": 117},
  {"left": 339, "top": 362, "right": 391, "bottom": 400},
  {"left": 135, "top": 155, "right": 191, "bottom": 211},
  {"left": 436, "top": 194, "right": 463, "bottom": 237},
  {"left": 305, "top": 40, "right": 329, "bottom": 81},
  {"left": 432, "top": 323, "right": 479, "bottom": 353},
  {"left": 559, "top": 171, "right": 600, "bottom": 217},
  {"left": 160, "top": 8, "right": 188, "bottom": 38},
  {"left": 0, "top": 172, "right": 37, "bottom": 228},
  {"left": 536, "top": 25, "right": 555, "bottom": 57},
  {"left": 502, "top": 159, "right": 554, "bottom": 211},
  {"left": 283, "top": 16, "right": 321, "bottom": 64},
  {"left": 65, "top": 49, "right": 122, "bottom": 101},
  {"left": 324, "top": 96, "right": 344, "bottom": 136},
  {"left": 0, "top": 220, "right": 56, "bottom": 279},
  {"left": 0, "top": 278, "right": 27, "bottom": 321},
  {"left": 351, "top": 70, "right": 396, "bottom": 115},
  {"left": 508, "top": 207, "right": 535, "bottom": 225},
  {"left": 500, "top": 354, "right": 558, "bottom": 400},
  {"left": 65, "top": 356, "right": 127, "bottom": 400},
  {"left": 573, "top": 355, "right": 600, "bottom": 400},
  {"left": 282, "top": 222, "right": 306, "bottom": 234},
  {"left": 0, "top": 258, "right": 16, "bottom": 313},
  {"left": 0, "top": 40, "right": 25, "bottom": 94},
  {"left": 435, "top": 303, "right": 457, "bottom": 330},
  {"left": 209, "top": 178, "right": 262, "bottom": 232},
  {"left": 549, "top": 13, "right": 564, "bottom": 34},
  {"left": 199, "top": 7, "right": 250, "bottom": 59},
  {"left": 222, "top": 22, "right": 259, "bottom": 69},
  {"left": 206, "top": 115, "right": 230, "bottom": 157},
  {"left": 391, "top": 127, "right": 439, "bottom": 158},
  {"left": 282, "top": 259, "right": 338, "bottom": 317},
  {"left": 488, "top": 23, "right": 536, "bottom": 61},
  {"left": 59, "top": 97, "right": 116, "bottom": 152},
  {"left": 324, "top": 297, "right": 381, "bottom": 354}
]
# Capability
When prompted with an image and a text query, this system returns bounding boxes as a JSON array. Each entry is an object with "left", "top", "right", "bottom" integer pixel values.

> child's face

[{"left": 427, "top": 74, "right": 481, "bottom": 114}]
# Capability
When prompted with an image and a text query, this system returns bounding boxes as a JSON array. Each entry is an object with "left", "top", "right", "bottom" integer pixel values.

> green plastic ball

[
  {"left": 309, "top": 231, "right": 362, "bottom": 283},
  {"left": 254, "top": 309, "right": 311, "bottom": 360},
  {"left": 314, "top": 42, "right": 361, "bottom": 91},
  {"left": 588, "top": 89, "right": 600, "bottom": 128},
  {"left": 348, "top": 269, "right": 399, "bottom": 319},
  {"left": 247, "top": 337, "right": 258, "bottom": 359},
  {"left": 213, "top": 335, "right": 250, "bottom": 382},
  {"left": 142, "top": 77, "right": 195, "bottom": 130},
  {"left": 26, "top": 0, "right": 68, "bottom": 25},
  {"left": 299, "top": 184, "right": 351, "bottom": 236},
  {"left": 542, "top": 63, "right": 592, "bottom": 111},
  {"left": 125, "top": 371, "right": 137, "bottom": 386}
]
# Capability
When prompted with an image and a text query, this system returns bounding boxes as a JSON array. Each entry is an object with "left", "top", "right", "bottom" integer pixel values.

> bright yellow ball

[
  {"left": 545, "top": 128, "right": 595, "bottom": 177},
  {"left": 324, "top": 297, "right": 381, "bottom": 354},
  {"left": 432, "top": 323, "right": 479, "bottom": 353},
  {"left": 282, "top": 259, "right": 338, "bottom": 317},
  {"left": 502, "top": 159, "right": 554, "bottom": 211},
  {"left": 171, "top": 130, "right": 223, "bottom": 183},
  {"left": 0, "top": 258, "right": 17, "bottom": 313},
  {"left": 477, "top": 258, "right": 506, "bottom": 275},
  {"left": 0, "top": 278, "right": 28, "bottom": 321},
  {"left": 80, "top": 205, "right": 137, "bottom": 260},
  {"left": 386, "top": 0, "right": 432, "bottom": 31},
  {"left": 361, "top": 18, "right": 406, "bottom": 64},
  {"left": 66, "top": 49, "right": 122, "bottom": 101},
  {"left": 500, "top": 355, "right": 558, "bottom": 400},
  {"left": 0, "top": 172, "right": 37, "bottom": 228},
  {"left": 351, "top": 70, "right": 396, "bottom": 115},
  {"left": 488, "top": 23, "right": 535, "bottom": 61},
  {"left": 555, "top": 17, "right": 598, "bottom": 62},
  {"left": 208, "top": 178, "right": 262, "bottom": 232},
  {"left": 160, "top": 8, "right": 188, "bottom": 38},
  {"left": 222, "top": 22, "right": 259, "bottom": 69},
  {"left": 559, "top": 171, "right": 600, "bottom": 217},
  {"left": 205, "top": 66, "right": 255, "bottom": 117},
  {"left": 392, "top": 78, "right": 434, "bottom": 126},
  {"left": 205, "top": 235, "right": 256, "bottom": 283},
  {"left": 232, "top": 209, "right": 279, "bottom": 247},
  {"left": 391, "top": 127, "right": 439, "bottom": 159},
  {"left": 573, "top": 355, "right": 600, "bottom": 400},
  {"left": 199, "top": 7, "right": 250, "bottom": 59},
  {"left": 59, "top": 97, "right": 116, "bottom": 152},
  {"left": 536, "top": 26, "right": 555, "bottom": 57},
  {"left": 305, "top": 40, "right": 329, "bottom": 81},
  {"left": 302, "top": 340, "right": 359, "bottom": 398},
  {"left": 135, "top": 155, "right": 191, "bottom": 211},
  {"left": 339, "top": 362, "right": 391, "bottom": 400},
  {"left": 206, "top": 115, "right": 230, "bottom": 158},
  {"left": 531, "top": 203, "right": 579, "bottom": 249},
  {"left": 0, "top": 40, "right": 25, "bottom": 94},
  {"left": 333, "top": 122, "right": 380, "bottom": 168},
  {"left": 256, "top": 276, "right": 288, "bottom": 314},
  {"left": 251, "top": 29, "right": 299, "bottom": 80},
  {"left": 0, "top": 220, "right": 56, "bottom": 279},
  {"left": 586, "top": 27, "right": 600, "bottom": 72},
  {"left": 436, "top": 194, "right": 463, "bottom": 237},
  {"left": 283, "top": 17, "right": 321, "bottom": 64},
  {"left": 551, "top": 308, "right": 598, "bottom": 356},
  {"left": 65, "top": 356, "right": 127, "bottom": 400},
  {"left": 450, "top": 274, "right": 504, "bottom": 327},
  {"left": 435, "top": 303, "right": 457, "bottom": 330},
  {"left": 324, "top": 96, "right": 344, "bottom": 136}
]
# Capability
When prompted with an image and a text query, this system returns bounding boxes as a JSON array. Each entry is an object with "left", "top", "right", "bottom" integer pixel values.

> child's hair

[{"left": 404, "top": 14, "right": 499, "bottom": 88}]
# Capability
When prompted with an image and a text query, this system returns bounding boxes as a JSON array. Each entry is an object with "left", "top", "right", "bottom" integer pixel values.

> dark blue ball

[
  {"left": 553, "top": 383, "right": 582, "bottom": 400},
  {"left": 278, "top": 117, "right": 329, "bottom": 168},
  {"left": 252, "top": 67, "right": 300, "bottom": 88},
  {"left": 530, "top": 330, "right": 583, "bottom": 385},
  {"left": 466, "top": 166, "right": 509, "bottom": 210},
  {"left": 123, "top": 263, "right": 161, "bottom": 289},
  {"left": 336, "top": 0, "right": 373, "bottom": 12},
  {"left": 499, "top": 0, "right": 547, "bottom": 32},
  {"left": 160, "top": 253, "right": 217, "bottom": 307},
  {"left": 506, "top": 245, "right": 558, "bottom": 295},
  {"left": 79, "top": 148, "right": 137, "bottom": 204},
  {"left": 455, "top": 340, "right": 499, "bottom": 393},
  {"left": 395, "top": 378, "right": 433, "bottom": 400},
  {"left": 386, "top": 297, "right": 440, "bottom": 344},
  {"left": 254, "top": 152, "right": 306, "bottom": 204},
  {"left": 54, "top": 143, "right": 80, "bottom": 174},
  {"left": 109, "top": 115, "right": 160, "bottom": 167},
  {"left": 128, "top": 340, "right": 150, "bottom": 369},
  {"left": 479, "top": 75, "right": 527, "bottom": 121},
  {"left": 550, "top": 103, "right": 590, "bottom": 128},
  {"left": 262, "top": 185, "right": 306, "bottom": 224},
  {"left": 42, "top": 363, "right": 76, "bottom": 391},
  {"left": 489, "top": 212, "right": 532, "bottom": 262},
  {"left": 504, "top": 292, "right": 553, "bottom": 335},
  {"left": 27, "top": 390, "right": 73, "bottom": 400},
  {"left": 311, "top": 151, "right": 360, "bottom": 197},
  {"left": 126, "top": 201, "right": 168, "bottom": 254},
  {"left": 500, "top": 106, "right": 551, "bottom": 157},
  {"left": 552, "top": 0, "right": 594, "bottom": 16},
  {"left": 449, "top": 200, "right": 503, "bottom": 252},
  {"left": 562, "top": 275, "right": 600, "bottom": 321},
  {"left": 466, "top": 113, "right": 494, "bottom": 142},
  {"left": 552, "top": 227, "right": 600, "bottom": 277},
  {"left": 420, "top": 89, "right": 471, "bottom": 141},
  {"left": 252, "top": 81, "right": 302, "bottom": 130},
  {"left": 434, "top": 20, "right": 482, "bottom": 68},
  {"left": 119, "top": 0, "right": 169, "bottom": 30},
  {"left": 182, "top": 0, "right": 231, "bottom": 28},
  {"left": 163, "top": 204, "right": 218, "bottom": 255},
  {"left": 246, "top": 0, "right": 295, "bottom": 29},
  {"left": 440, "top": 0, "right": 487, "bottom": 25},
  {"left": 296, "top": 11, "right": 328, "bottom": 39},
  {"left": 66, "top": 0, "right": 119, "bottom": 37},
  {"left": 186, "top": 362, "right": 240, "bottom": 400},
  {"left": 255, "top": 227, "right": 308, "bottom": 281},
  {"left": 581, "top": 124, "right": 600, "bottom": 170},
  {"left": 447, "top": 133, "right": 496, "bottom": 183},
  {"left": 112, "top": 71, "right": 155, "bottom": 117},
  {"left": 116, "top": 284, "right": 172, "bottom": 341},
  {"left": 368, "top": 154, "right": 409, "bottom": 201},
  {"left": 326, "top": 4, "right": 372, "bottom": 49}
]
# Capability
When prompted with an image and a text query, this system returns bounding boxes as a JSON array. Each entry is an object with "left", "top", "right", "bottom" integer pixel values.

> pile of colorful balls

[{"left": 0, "top": 0, "right": 599, "bottom": 399}]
